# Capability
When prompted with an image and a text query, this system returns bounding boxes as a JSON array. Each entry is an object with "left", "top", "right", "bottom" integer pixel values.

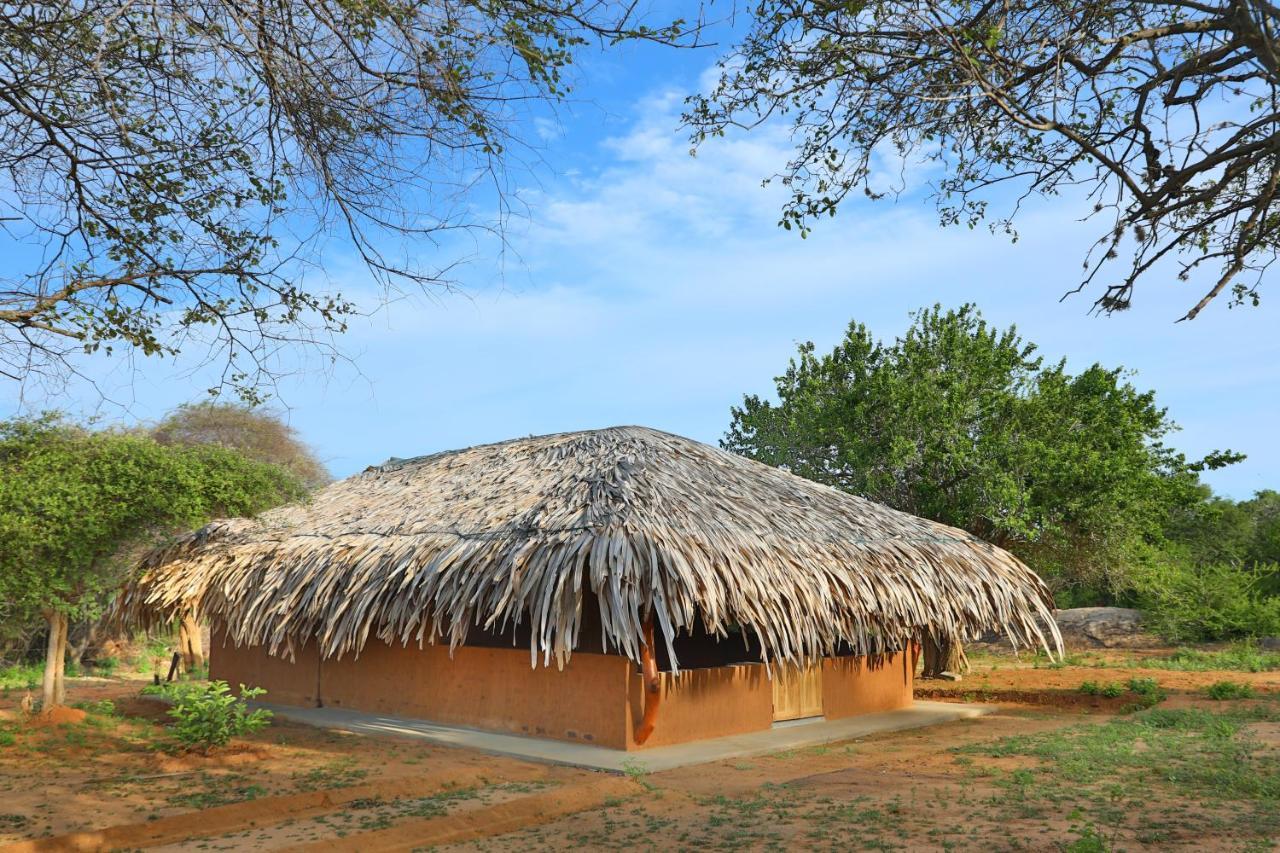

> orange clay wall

[
  {"left": 320, "top": 643, "right": 633, "bottom": 749},
  {"left": 209, "top": 627, "right": 320, "bottom": 708},
  {"left": 624, "top": 664, "right": 774, "bottom": 749},
  {"left": 821, "top": 649, "right": 914, "bottom": 718},
  {"left": 210, "top": 634, "right": 913, "bottom": 751}
]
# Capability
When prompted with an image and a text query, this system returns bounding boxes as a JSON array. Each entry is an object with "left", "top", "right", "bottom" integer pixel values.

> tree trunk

[
  {"left": 920, "top": 632, "right": 966, "bottom": 680},
  {"left": 41, "top": 610, "right": 67, "bottom": 709},
  {"left": 55, "top": 614, "right": 68, "bottom": 705},
  {"left": 69, "top": 619, "right": 99, "bottom": 668},
  {"left": 178, "top": 612, "right": 205, "bottom": 673}
]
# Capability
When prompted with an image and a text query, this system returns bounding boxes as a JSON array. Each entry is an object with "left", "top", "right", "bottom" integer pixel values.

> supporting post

[
  {"left": 633, "top": 617, "right": 662, "bottom": 746},
  {"left": 178, "top": 610, "right": 205, "bottom": 672}
]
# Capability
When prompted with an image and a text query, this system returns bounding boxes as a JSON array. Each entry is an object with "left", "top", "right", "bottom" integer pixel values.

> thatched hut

[{"left": 128, "top": 426, "right": 1059, "bottom": 750}]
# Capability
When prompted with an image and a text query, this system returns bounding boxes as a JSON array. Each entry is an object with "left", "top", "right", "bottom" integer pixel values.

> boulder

[
  {"left": 1053, "top": 607, "right": 1147, "bottom": 648},
  {"left": 1259, "top": 637, "right": 1280, "bottom": 651},
  {"left": 973, "top": 606, "right": 1151, "bottom": 650}
]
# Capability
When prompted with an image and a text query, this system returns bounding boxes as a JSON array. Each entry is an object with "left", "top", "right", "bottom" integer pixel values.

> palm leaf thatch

[{"left": 126, "top": 426, "right": 1062, "bottom": 669}]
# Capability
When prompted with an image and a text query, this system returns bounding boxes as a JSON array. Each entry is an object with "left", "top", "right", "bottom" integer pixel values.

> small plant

[
  {"left": 1064, "top": 824, "right": 1110, "bottom": 852},
  {"left": 0, "top": 663, "right": 42, "bottom": 692},
  {"left": 1126, "top": 677, "right": 1160, "bottom": 696},
  {"left": 1078, "top": 680, "right": 1101, "bottom": 695},
  {"left": 94, "top": 657, "right": 120, "bottom": 677},
  {"left": 620, "top": 758, "right": 655, "bottom": 790},
  {"left": 1118, "top": 677, "right": 1167, "bottom": 712},
  {"left": 165, "top": 681, "right": 272, "bottom": 753},
  {"left": 1099, "top": 682, "right": 1124, "bottom": 698},
  {"left": 1205, "top": 681, "right": 1255, "bottom": 701}
]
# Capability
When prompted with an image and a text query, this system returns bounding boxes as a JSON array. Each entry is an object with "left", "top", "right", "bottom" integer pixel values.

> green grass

[
  {"left": 1076, "top": 678, "right": 1166, "bottom": 711},
  {"left": 954, "top": 705, "right": 1280, "bottom": 844},
  {"left": 1205, "top": 681, "right": 1256, "bottom": 700},
  {"left": 168, "top": 772, "right": 267, "bottom": 809},
  {"left": 1135, "top": 643, "right": 1280, "bottom": 673},
  {"left": 0, "top": 663, "right": 42, "bottom": 692}
]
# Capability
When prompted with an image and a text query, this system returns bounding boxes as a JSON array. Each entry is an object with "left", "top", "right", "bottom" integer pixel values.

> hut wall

[
  {"left": 210, "top": 627, "right": 321, "bottom": 708},
  {"left": 317, "top": 642, "right": 632, "bottom": 749},
  {"left": 624, "top": 663, "right": 774, "bottom": 749},
  {"left": 209, "top": 636, "right": 914, "bottom": 751},
  {"left": 821, "top": 649, "right": 914, "bottom": 718}
]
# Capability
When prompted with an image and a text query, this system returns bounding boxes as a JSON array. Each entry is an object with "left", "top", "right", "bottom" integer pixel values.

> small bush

[
  {"left": 1079, "top": 679, "right": 1165, "bottom": 710},
  {"left": 1126, "top": 677, "right": 1161, "bottom": 697},
  {"left": 0, "top": 664, "right": 42, "bottom": 691},
  {"left": 1142, "top": 643, "right": 1280, "bottom": 673},
  {"left": 94, "top": 657, "right": 120, "bottom": 677},
  {"left": 1205, "top": 681, "right": 1255, "bottom": 701},
  {"left": 165, "top": 681, "right": 272, "bottom": 753}
]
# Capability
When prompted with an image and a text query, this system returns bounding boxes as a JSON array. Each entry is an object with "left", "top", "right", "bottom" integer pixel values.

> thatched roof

[{"left": 127, "top": 426, "right": 1061, "bottom": 669}]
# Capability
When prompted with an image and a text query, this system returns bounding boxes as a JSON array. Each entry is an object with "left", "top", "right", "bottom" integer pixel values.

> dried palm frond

[{"left": 125, "top": 426, "right": 1062, "bottom": 669}]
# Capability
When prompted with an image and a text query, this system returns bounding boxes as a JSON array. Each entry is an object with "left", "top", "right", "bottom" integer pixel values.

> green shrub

[
  {"left": 0, "top": 663, "right": 41, "bottom": 691},
  {"left": 94, "top": 657, "right": 120, "bottom": 677},
  {"left": 1099, "top": 682, "right": 1124, "bottom": 698},
  {"left": 1136, "top": 560, "right": 1280, "bottom": 642},
  {"left": 1141, "top": 643, "right": 1280, "bottom": 673},
  {"left": 165, "top": 681, "right": 272, "bottom": 753},
  {"left": 1205, "top": 681, "right": 1255, "bottom": 701},
  {"left": 1126, "top": 677, "right": 1161, "bottom": 697},
  {"left": 1078, "top": 681, "right": 1101, "bottom": 696}
]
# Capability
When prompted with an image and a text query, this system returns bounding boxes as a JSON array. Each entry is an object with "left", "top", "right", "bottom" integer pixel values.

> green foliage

[
  {"left": 1134, "top": 559, "right": 1280, "bottom": 642},
  {"left": 3, "top": 2, "right": 689, "bottom": 401},
  {"left": 1063, "top": 826, "right": 1110, "bottom": 853},
  {"left": 1138, "top": 643, "right": 1280, "bottom": 673},
  {"left": 1078, "top": 678, "right": 1164, "bottom": 711},
  {"left": 93, "top": 657, "right": 120, "bottom": 677},
  {"left": 688, "top": 0, "right": 1280, "bottom": 319},
  {"left": 725, "top": 305, "right": 1234, "bottom": 597},
  {"left": 959, "top": 705, "right": 1280, "bottom": 801},
  {"left": 165, "top": 681, "right": 272, "bottom": 753},
  {"left": 0, "top": 663, "right": 42, "bottom": 692},
  {"left": 0, "top": 413, "right": 305, "bottom": 629},
  {"left": 1205, "top": 681, "right": 1256, "bottom": 701}
]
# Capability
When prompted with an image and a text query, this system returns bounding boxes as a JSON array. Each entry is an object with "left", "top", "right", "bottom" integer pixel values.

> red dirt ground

[{"left": 1, "top": 647, "right": 1277, "bottom": 851}]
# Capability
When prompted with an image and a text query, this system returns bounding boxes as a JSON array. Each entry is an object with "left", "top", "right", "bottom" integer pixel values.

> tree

[
  {"left": 0, "top": 415, "right": 304, "bottom": 708},
  {"left": 1, "top": 1, "right": 691, "bottom": 399},
  {"left": 153, "top": 402, "right": 331, "bottom": 490},
  {"left": 724, "top": 305, "right": 1240, "bottom": 673},
  {"left": 687, "top": 0, "right": 1280, "bottom": 320}
]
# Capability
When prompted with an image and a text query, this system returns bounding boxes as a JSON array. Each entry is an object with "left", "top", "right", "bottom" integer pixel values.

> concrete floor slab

[{"left": 259, "top": 700, "right": 994, "bottom": 773}]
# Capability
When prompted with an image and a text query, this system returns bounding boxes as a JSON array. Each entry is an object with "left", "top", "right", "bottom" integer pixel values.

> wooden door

[{"left": 772, "top": 663, "right": 824, "bottom": 721}]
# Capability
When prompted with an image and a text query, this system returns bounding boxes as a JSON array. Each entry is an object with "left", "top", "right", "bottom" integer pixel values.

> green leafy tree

[
  {"left": 687, "top": 0, "right": 1280, "bottom": 319},
  {"left": 0, "top": 414, "right": 304, "bottom": 708},
  {"left": 725, "top": 305, "right": 1241, "bottom": 670},
  {"left": 1, "top": 1, "right": 691, "bottom": 399}
]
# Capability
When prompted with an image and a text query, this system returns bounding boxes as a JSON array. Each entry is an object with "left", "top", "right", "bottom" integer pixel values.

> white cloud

[{"left": 7, "top": 73, "right": 1277, "bottom": 498}]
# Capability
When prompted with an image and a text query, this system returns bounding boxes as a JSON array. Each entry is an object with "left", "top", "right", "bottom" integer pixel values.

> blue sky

[{"left": 5, "top": 26, "right": 1278, "bottom": 498}]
